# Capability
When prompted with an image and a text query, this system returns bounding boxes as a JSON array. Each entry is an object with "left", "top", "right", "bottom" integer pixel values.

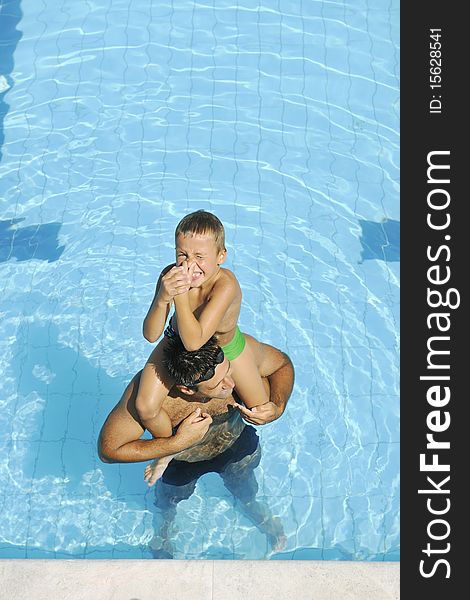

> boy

[{"left": 137, "top": 210, "right": 269, "bottom": 485}]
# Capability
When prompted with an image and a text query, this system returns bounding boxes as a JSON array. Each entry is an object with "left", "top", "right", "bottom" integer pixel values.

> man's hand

[
  {"left": 174, "top": 408, "right": 212, "bottom": 449},
  {"left": 234, "top": 401, "right": 282, "bottom": 425}
]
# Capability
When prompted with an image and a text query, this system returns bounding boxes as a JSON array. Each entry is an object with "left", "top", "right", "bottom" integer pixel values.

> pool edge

[{"left": 0, "top": 559, "right": 399, "bottom": 599}]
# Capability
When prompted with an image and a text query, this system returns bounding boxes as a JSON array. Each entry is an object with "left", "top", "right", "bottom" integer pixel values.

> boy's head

[
  {"left": 163, "top": 335, "right": 235, "bottom": 399},
  {"left": 174, "top": 210, "right": 227, "bottom": 286},
  {"left": 175, "top": 210, "right": 226, "bottom": 254}
]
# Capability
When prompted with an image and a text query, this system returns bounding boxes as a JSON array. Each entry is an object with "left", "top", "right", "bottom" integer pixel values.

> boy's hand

[{"left": 158, "top": 265, "right": 191, "bottom": 303}]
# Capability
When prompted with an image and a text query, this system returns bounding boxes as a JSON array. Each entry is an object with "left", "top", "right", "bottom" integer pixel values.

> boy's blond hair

[{"left": 175, "top": 210, "right": 226, "bottom": 252}]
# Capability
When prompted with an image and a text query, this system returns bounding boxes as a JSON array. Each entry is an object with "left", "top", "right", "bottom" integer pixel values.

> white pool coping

[{"left": 1, "top": 559, "right": 399, "bottom": 599}]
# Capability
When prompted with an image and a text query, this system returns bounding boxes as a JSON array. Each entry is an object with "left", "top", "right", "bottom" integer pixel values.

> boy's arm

[
  {"left": 143, "top": 264, "right": 187, "bottom": 342},
  {"left": 174, "top": 274, "right": 239, "bottom": 351}
]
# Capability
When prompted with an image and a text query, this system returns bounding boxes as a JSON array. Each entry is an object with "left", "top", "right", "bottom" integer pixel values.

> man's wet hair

[{"left": 163, "top": 335, "right": 223, "bottom": 388}]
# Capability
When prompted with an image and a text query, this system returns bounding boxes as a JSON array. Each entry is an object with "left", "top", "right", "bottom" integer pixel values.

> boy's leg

[
  {"left": 143, "top": 409, "right": 177, "bottom": 486},
  {"left": 136, "top": 337, "right": 177, "bottom": 485},
  {"left": 136, "top": 337, "right": 174, "bottom": 434},
  {"left": 230, "top": 341, "right": 270, "bottom": 408},
  {"left": 142, "top": 408, "right": 173, "bottom": 440}
]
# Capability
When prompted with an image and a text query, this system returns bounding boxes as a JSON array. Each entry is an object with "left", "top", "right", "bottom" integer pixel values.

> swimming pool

[{"left": 0, "top": 0, "right": 399, "bottom": 560}]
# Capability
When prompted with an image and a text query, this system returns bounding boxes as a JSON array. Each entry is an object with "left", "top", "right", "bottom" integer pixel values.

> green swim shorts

[{"left": 221, "top": 326, "right": 246, "bottom": 360}]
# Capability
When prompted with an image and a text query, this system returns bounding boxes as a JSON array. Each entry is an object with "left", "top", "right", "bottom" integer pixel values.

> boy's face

[{"left": 175, "top": 233, "right": 226, "bottom": 287}]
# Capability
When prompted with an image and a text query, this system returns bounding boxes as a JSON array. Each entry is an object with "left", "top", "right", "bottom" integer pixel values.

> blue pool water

[{"left": 0, "top": 0, "right": 399, "bottom": 560}]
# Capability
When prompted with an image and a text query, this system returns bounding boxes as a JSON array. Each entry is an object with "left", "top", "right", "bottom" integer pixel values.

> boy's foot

[{"left": 144, "top": 456, "right": 174, "bottom": 486}]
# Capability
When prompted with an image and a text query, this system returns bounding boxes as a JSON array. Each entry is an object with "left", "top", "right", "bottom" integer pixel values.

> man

[{"left": 98, "top": 333, "right": 294, "bottom": 556}]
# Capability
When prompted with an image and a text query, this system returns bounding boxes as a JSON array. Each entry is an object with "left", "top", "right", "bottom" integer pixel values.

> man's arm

[
  {"left": 265, "top": 355, "right": 294, "bottom": 416},
  {"left": 99, "top": 432, "right": 184, "bottom": 464},
  {"left": 98, "top": 402, "right": 212, "bottom": 464},
  {"left": 235, "top": 335, "right": 294, "bottom": 425}
]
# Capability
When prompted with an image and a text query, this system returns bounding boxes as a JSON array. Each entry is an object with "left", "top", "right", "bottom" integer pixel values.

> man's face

[{"left": 195, "top": 358, "right": 235, "bottom": 399}]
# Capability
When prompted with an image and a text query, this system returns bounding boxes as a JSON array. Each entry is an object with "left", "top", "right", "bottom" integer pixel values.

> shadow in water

[
  {"left": 12, "top": 319, "right": 126, "bottom": 483},
  {"left": 0, "top": 0, "right": 23, "bottom": 163},
  {"left": 359, "top": 219, "right": 400, "bottom": 262},
  {"left": 0, "top": 218, "right": 65, "bottom": 262},
  {"left": 0, "top": 318, "right": 150, "bottom": 557}
]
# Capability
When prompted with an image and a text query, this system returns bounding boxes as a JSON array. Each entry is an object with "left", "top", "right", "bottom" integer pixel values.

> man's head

[
  {"left": 163, "top": 335, "right": 235, "bottom": 399},
  {"left": 174, "top": 211, "right": 227, "bottom": 287}
]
